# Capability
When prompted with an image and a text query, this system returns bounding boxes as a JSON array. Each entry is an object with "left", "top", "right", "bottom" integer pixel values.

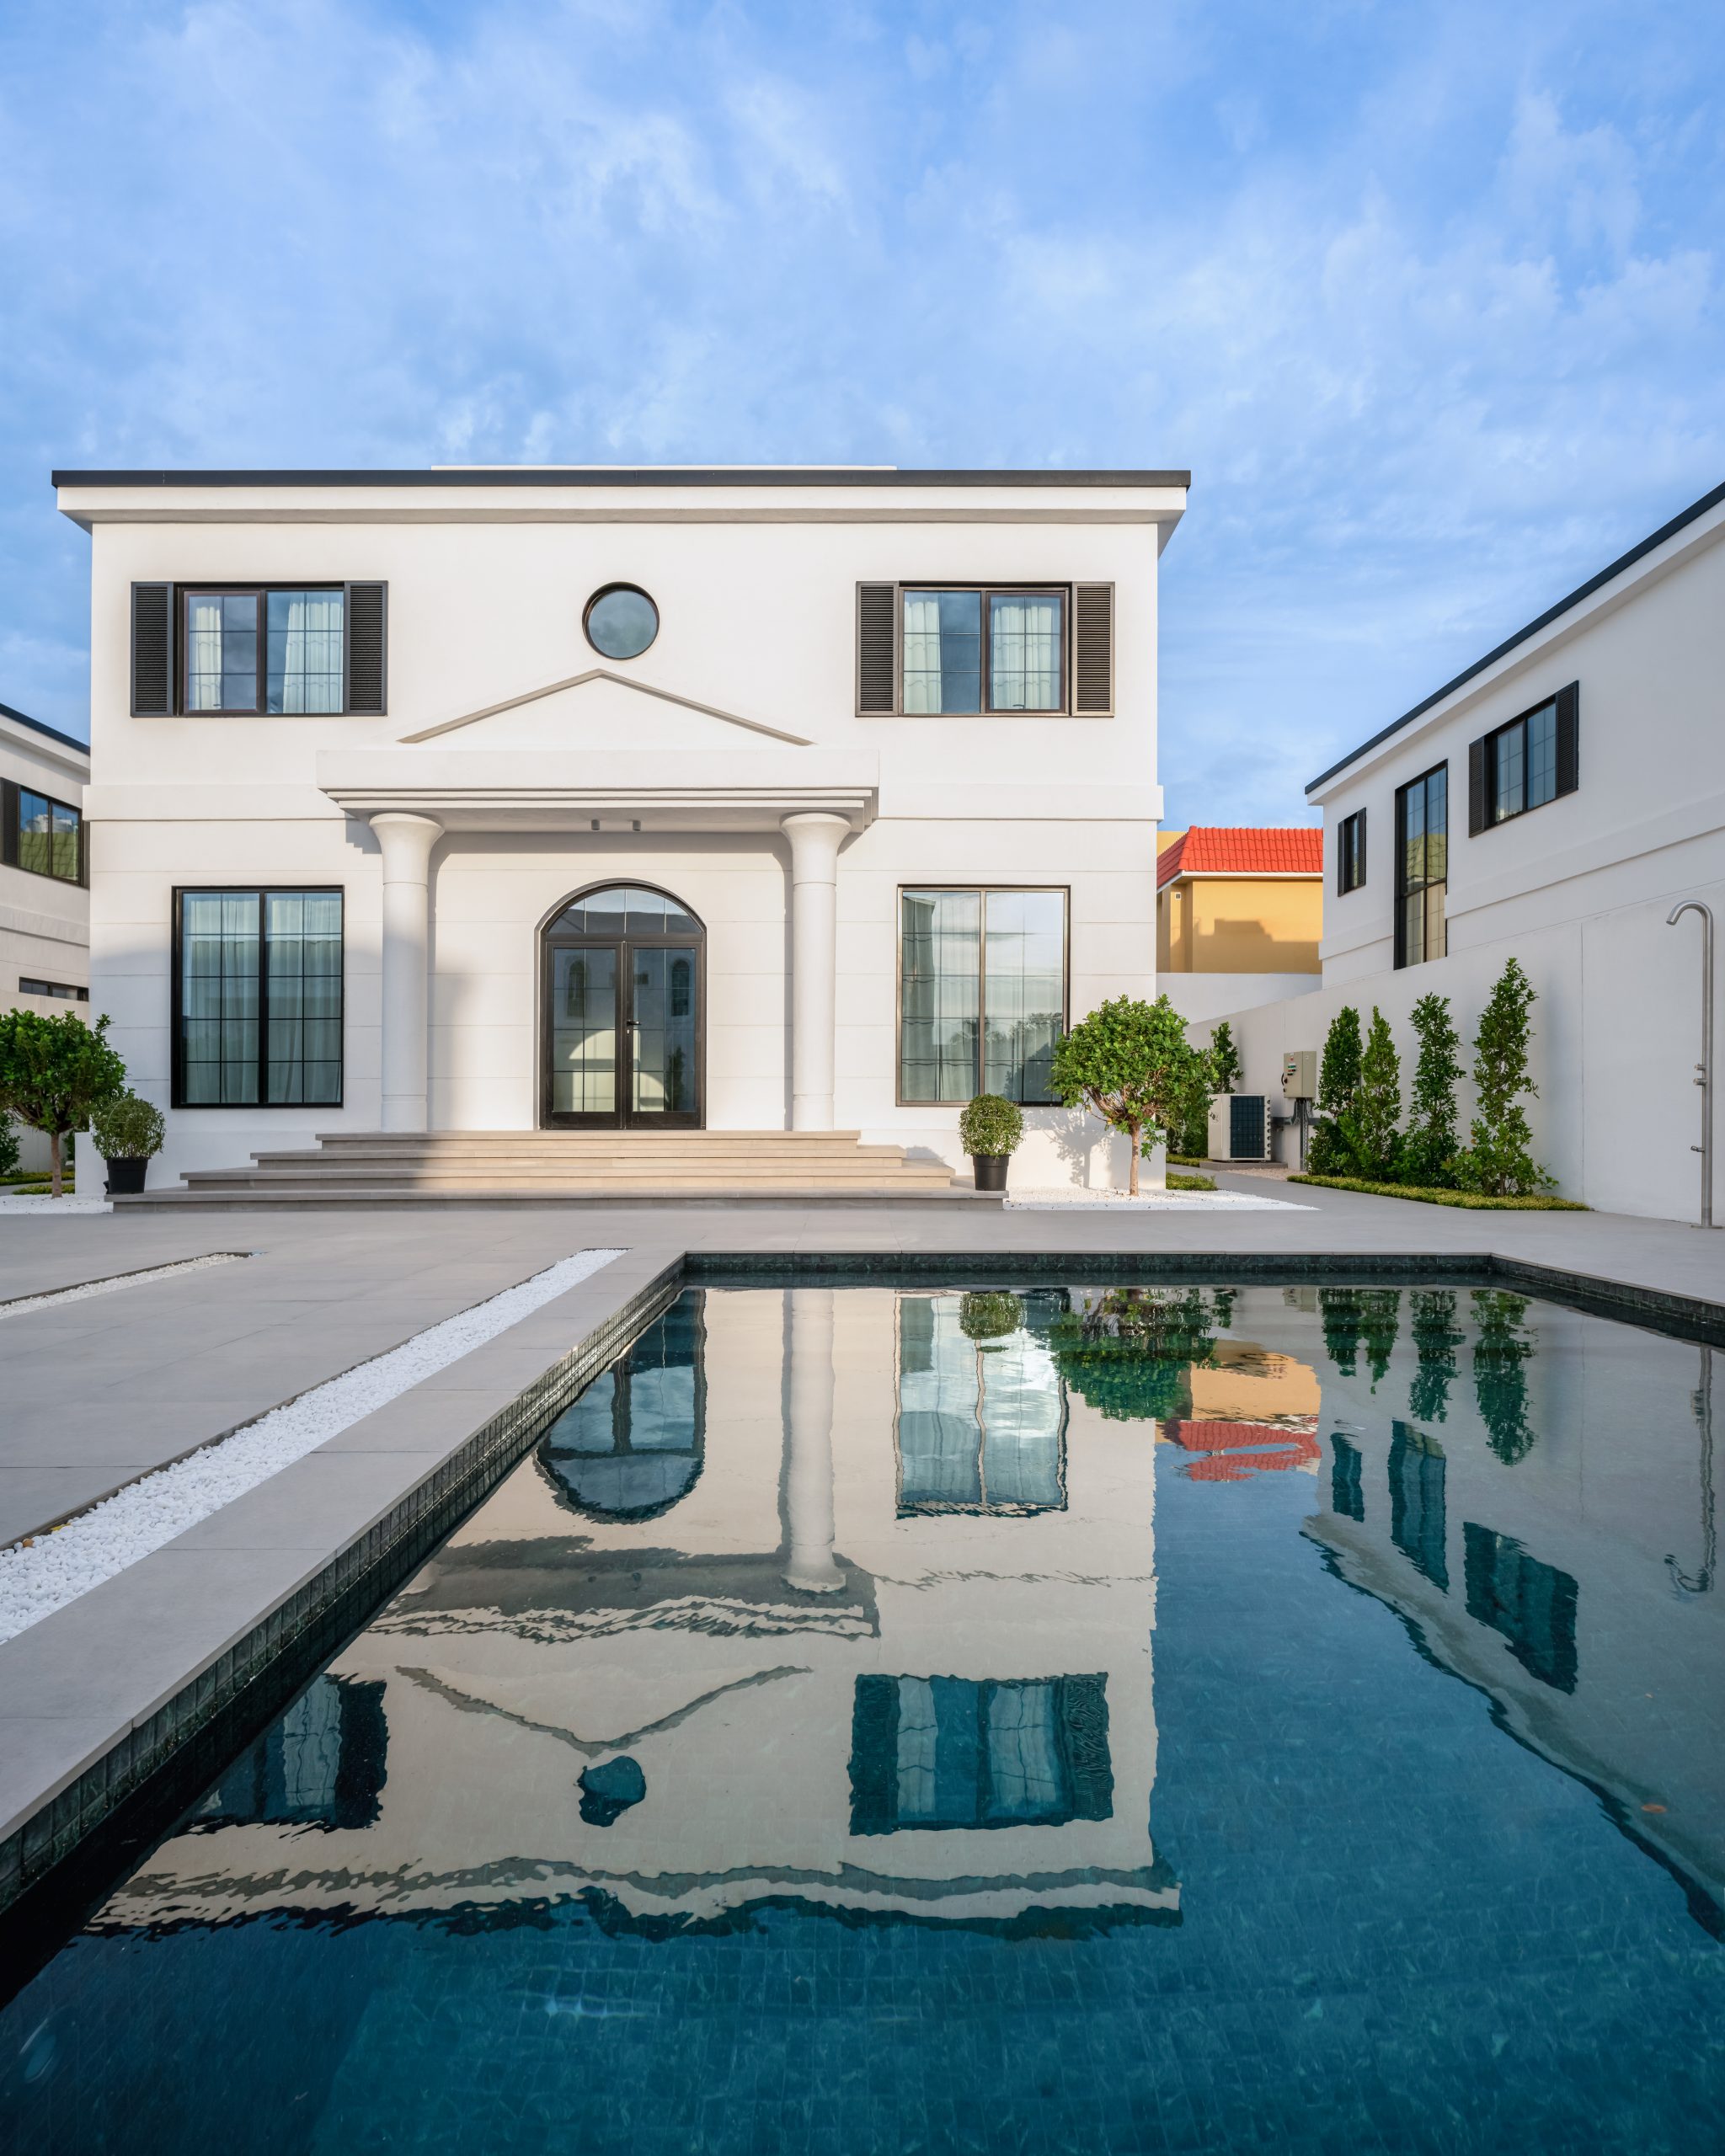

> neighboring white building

[
  {"left": 2, "top": 699, "right": 90, "bottom": 1171},
  {"left": 56, "top": 466, "right": 1188, "bottom": 1191},
  {"left": 1199, "top": 478, "right": 1725, "bottom": 1222}
]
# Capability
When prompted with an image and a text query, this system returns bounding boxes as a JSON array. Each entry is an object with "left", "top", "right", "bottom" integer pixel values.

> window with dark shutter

[
  {"left": 131, "top": 583, "right": 174, "bottom": 715},
  {"left": 857, "top": 584, "right": 896, "bottom": 713},
  {"left": 1472, "top": 681, "right": 1578, "bottom": 831},
  {"left": 1072, "top": 584, "right": 1114, "bottom": 714},
  {"left": 344, "top": 583, "right": 387, "bottom": 713}
]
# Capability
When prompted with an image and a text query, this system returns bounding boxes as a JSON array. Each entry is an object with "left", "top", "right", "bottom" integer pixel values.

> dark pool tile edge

[{"left": 0, "top": 1257, "right": 683, "bottom": 1923}]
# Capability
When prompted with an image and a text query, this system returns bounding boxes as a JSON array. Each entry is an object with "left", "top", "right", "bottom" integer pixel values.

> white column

[
  {"left": 370, "top": 812, "right": 443, "bottom": 1133},
  {"left": 783, "top": 1287, "right": 844, "bottom": 1594},
  {"left": 782, "top": 812, "right": 849, "bottom": 1132}
]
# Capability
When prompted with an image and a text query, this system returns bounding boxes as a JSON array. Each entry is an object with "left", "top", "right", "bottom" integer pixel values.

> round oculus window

[{"left": 584, "top": 584, "right": 659, "bottom": 660}]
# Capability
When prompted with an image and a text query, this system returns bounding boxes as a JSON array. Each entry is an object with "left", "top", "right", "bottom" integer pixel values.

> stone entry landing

[{"left": 122, "top": 1130, "right": 985, "bottom": 1208}]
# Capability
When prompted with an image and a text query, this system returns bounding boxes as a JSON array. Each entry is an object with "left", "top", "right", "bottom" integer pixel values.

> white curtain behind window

[
  {"left": 990, "top": 595, "right": 1060, "bottom": 709},
  {"left": 902, "top": 594, "right": 943, "bottom": 713}
]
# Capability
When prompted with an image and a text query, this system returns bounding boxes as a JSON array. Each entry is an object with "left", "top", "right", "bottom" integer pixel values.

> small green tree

[
  {"left": 1454, "top": 958, "right": 1553, "bottom": 1196},
  {"left": 1397, "top": 993, "right": 1462, "bottom": 1187},
  {"left": 1471, "top": 1290, "right": 1537, "bottom": 1463},
  {"left": 1342, "top": 1007, "right": 1401, "bottom": 1179},
  {"left": 0, "top": 1010, "right": 127, "bottom": 1198},
  {"left": 1408, "top": 1289, "right": 1463, "bottom": 1423},
  {"left": 1209, "top": 1021, "right": 1242, "bottom": 1096},
  {"left": 1307, "top": 1006, "right": 1362, "bottom": 1176},
  {"left": 1050, "top": 994, "right": 1204, "bottom": 1196}
]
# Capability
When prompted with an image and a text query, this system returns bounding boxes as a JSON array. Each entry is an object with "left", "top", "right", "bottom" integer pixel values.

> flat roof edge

[
  {"left": 1306, "top": 474, "right": 1725, "bottom": 797},
  {"left": 0, "top": 700, "right": 89, "bottom": 756},
  {"left": 51, "top": 466, "right": 1192, "bottom": 492}
]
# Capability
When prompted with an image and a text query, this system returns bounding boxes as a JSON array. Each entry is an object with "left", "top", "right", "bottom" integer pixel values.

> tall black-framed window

[
  {"left": 899, "top": 887, "right": 1066, "bottom": 1104},
  {"left": 1469, "top": 683, "right": 1579, "bottom": 833},
  {"left": 895, "top": 1289, "right": 1068, "bottom": 1515},
  {"left": 1462, "top": 1523, "right": 1578, "bottom": 1693},
  {"left": 1337, "top": 808, "right": 1366, "bottom": 894},
  {"left": 2, "top": 781, "right": 83, "bottom": 884},
  {"left": 174, "top": 888, "right": 343, "bottom": 1107},
  {"left": 1394, "top": 765, "right": 1447, "bottom": 969}
]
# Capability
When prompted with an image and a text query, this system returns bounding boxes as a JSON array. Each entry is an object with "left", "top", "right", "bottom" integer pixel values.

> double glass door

[{"left": 547, "top": 935, "right": 702, "bottom": 1128}]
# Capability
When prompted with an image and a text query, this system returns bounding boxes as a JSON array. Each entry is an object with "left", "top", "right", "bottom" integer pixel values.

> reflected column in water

[{"left": 783, "top": 1286, "right": 845, "bottom": 1593}]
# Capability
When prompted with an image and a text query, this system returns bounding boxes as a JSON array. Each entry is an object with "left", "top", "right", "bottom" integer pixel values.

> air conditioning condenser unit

[{"left": 1208, "top": 1091, "right": 1274, "bottom": 1162}]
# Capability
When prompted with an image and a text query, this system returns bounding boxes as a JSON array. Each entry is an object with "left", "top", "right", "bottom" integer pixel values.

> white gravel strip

[
  {"left": 0, "top": 1195, "right": 113, "bottom": 1214},
  {"left": 0, "top": 1246, "right": 624, "bottom": 1644},
  {"left": 1006, "top": 1187, "right": 1314, "bottom": 1211},
  {"left": 0, "top": 1250, "right": 248, "bottom": 1322}
]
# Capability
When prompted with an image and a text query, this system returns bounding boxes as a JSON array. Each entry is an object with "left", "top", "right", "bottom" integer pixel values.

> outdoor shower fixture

[{"left": 1668, "top": 900, "right": 1717, "bottom": 1230}]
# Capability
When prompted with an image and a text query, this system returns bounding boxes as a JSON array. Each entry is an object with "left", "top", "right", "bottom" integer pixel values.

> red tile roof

[{"left": 1157, "top": 826, "right": 1324, "bottom": 888}]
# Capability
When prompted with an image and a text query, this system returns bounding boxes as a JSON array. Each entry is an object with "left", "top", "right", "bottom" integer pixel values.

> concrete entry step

[{"left": 129, "top": 1128, "right": 975, "bottom": 1208}]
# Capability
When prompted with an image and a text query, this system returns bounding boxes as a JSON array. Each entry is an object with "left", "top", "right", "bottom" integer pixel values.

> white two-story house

[
  {"left": 56, "top": 467, "right": 1187, "bottom": 1194},
  {"left": 2, "top": 700, "right": 90, "bottom": 1172},
  {"left": 1199, "top": 476, "right": 1725, "bottom": 1221}
]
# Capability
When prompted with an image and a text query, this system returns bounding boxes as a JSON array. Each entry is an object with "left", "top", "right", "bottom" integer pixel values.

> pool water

[{"left": 3, "top": 1278, "right": 1724, "bottom": 2153}]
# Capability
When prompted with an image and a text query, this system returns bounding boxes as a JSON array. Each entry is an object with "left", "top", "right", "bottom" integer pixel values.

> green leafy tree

[
  {"left": 1471, "top": 1290, "right": 1537, "bottom": 1463},
  {"left": 1049, "top": 994, "right": 1205, "bottom": 1196},
  {"left": 0, "top": 1010, "right": 127, "bottom": 1198},
  {"left": 1454, "top": 959, "right": 1554, "bottom": 1196},
  {"left": 1307, "top": 1006, "right": 1362, "bottom": 1176},
  {"left": 1049, "top": 1287, "right": 1219, "bottom": 1422},
  {"left": 1397, "top": 994, "right": 1463, "bottom": 1187},
  {"left": 1408, "top": 1289, "right": 1464, "bottom": 1423},
  {"left": 0, "top": 1117, "right": 19, "bottom": 1180},
  {"left": 1209, "top": 1021, "right": 1242, "bottom": 1096},
  {"left": 1341, "top": 1007, "right": 1401, "bottom": 1179}
]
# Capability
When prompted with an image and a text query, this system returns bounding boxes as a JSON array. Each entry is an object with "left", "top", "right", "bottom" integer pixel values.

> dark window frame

[
  {"left": 894, "top": 583, "right": 1074, "bottom": 715},
  {"left": 179, "top": 584, "right": 349, "bottom": 717},
  {"left": 19, "top": 977, "right": 88, "bottom": 1001},
  {"left": 171, "top": 885, "right": 345, "bottom": 1110},
  {"left": 1471, "top": 682, "right": 1579, "bottom": 833},
  {"left": 1337, "top": 808, "right": 1367, "bottom": 894},
  {"left": 1, "top": 778, "right": 84, "bottom": 886},
  {"left": 1393, "top": 763, "right": 1448, "bottom": 971},
  {"left": 895, "top": 883, "right": 1071, "bottom": 1107}
]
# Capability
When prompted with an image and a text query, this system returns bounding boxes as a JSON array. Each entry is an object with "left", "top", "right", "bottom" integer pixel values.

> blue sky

[{"left": 2, "top": 0, "right": 1721, "bottom": 824}]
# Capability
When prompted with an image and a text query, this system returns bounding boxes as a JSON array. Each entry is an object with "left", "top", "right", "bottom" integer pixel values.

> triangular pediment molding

[{"left": 398, "top": 668, "right": 813, "bottom": 748}]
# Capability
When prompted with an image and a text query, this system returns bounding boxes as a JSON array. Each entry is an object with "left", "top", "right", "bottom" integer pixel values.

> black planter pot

[
  {"left": 104, "top": 1157, "right": 149, "bottom": 1196},
  {"left": 971, "top": 1154, "right": 1009, "bottom": 1193}
]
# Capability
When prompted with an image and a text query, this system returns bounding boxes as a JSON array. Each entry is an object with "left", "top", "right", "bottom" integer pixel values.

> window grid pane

[
  {"left": 266, "top": 590, "right": 345, "bottom": 713},
  {"left": 264, "top": 891, "right": 344, "bottom": 1103},
  {"left": 902, "top": 591, "right": 982, "bottom": 713},
  {"left": 989, "top": 593, "right": 1063, "bottom": 711},
  {"left": 1396, "top": 770, "right": 1447, "bottom": 969},
  {"left": 185, "top": 593, "right": 260, "bottom": 712},
  {"left": 1493, "top": 722, "right": 1525, "bottom": 822},
  {"left": 983, "top": 890, "right": 1064, "bottom": 1103},
  {"left": 900, "top": 890, "right": 980, "bottom": 1101},
  {"left": 181, "top": 892, "right": 261, "bottom": 1104},
  {"left": 1525, "top": 703, "right": 1557, "bottom": 808},
  {"left": 16, "top": 790, "right": 77, "bottom": 881}
]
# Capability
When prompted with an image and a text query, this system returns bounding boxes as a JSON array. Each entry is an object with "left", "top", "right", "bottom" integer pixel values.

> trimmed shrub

[{"left": 957, "top": 1094, "right": 1023, "bottom": 1157}]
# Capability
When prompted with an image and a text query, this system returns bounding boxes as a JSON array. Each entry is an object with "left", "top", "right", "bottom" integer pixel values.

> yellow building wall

[{"left": 1158, "top": 874, "right": 1322, "bottom": 974}]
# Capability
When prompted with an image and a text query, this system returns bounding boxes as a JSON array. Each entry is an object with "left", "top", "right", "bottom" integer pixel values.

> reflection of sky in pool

[{"left": 4, "top": 1280, "right": 1723, "bottom": 2153}]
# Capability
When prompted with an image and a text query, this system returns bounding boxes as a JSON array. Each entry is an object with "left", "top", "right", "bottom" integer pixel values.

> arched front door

[{"left": 542, "top": 883, "right": 704, "bottom": 1129}]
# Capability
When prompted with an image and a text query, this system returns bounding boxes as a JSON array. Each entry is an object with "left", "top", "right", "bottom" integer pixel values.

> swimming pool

[{"left": 3, "top": 1277, "right": 1722, "bottom": 2152}]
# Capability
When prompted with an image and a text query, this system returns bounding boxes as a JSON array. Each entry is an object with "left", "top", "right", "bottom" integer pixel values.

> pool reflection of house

[
  {"left": 109, "top": 1287, "right": 1176, "bottom": 1935},
  {"left": 1285, "top": 1288, "right": 1725, "bottom": 1928}
]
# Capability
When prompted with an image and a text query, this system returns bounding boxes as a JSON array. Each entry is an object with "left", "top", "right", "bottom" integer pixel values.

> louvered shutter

[
  {"left": 131, "top": 584, "right": 174, "bottom": 715},
  {"left": 857, "top": 584, "right": 896, "bottom": 713},
  {"left": 344, "top": 583, "right": 387, "bottom": 712},
  {"left": 1554, "top": 681, "right": 1579, "bottom": 797},
  {"left": 1467, "top": 735, "right": 1488, "bottom": 835},
  {"left": 1073, "top": 584, "right": 1114, "bottom": 713},
  {"left": 0, "top": 781, "right": 17, "bottom": 869}
]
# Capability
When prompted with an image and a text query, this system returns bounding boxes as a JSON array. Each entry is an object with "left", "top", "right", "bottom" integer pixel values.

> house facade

[
  {"left": 1155, "top": 825, "right": 1323, "bottom": 1024},
  {"left": 1198, "top": 478, "right": 1725, "bottom": 1220},
  {"left": 2, "top": 700, "right": 90, "bottom": 1171},
  {"left": 57, "top": 467, "right": 1187, "bottom": 1188}
]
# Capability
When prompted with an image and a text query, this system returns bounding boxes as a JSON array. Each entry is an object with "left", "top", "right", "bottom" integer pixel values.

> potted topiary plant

[
  {"left": 958, "top": 1093, "right": 1023, "bottom": 1191},
  {"left": 88, "top": 1091, "right": 167, "bottom": 1196}
]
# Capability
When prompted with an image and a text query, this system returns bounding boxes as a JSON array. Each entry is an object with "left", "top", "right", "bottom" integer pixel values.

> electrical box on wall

[
  {"left": 1282, "top": 1051, "right": 1317, "bottom": 1099},
  {"left": 1208, "top": 1092, "right": 1274, "bottom": 1161}
]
